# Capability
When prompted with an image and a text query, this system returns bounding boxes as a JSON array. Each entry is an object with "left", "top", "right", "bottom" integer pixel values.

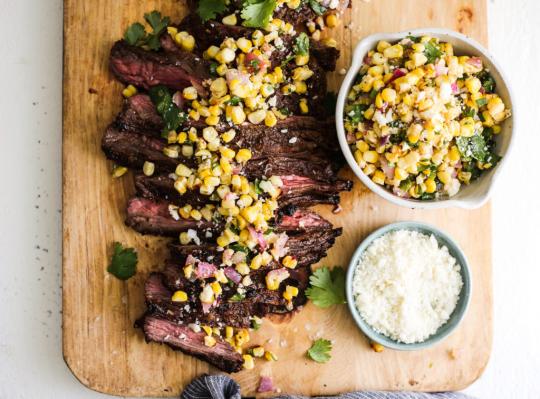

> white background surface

[{"left": 0, "top": 0, "right": 538, "bottom": 398}]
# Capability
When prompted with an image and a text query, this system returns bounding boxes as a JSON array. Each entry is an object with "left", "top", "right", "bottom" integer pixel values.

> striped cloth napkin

[{"left": 181, "top": 375, "right": 475, "bottom": 399}]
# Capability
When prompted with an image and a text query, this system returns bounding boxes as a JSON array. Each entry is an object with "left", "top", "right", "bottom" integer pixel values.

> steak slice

[
  {"left": 102, "top": 125, "right": 340, "bottom": 182},
  {"left": 110, "top": 40, "right": 209, "bottom": 94},
  {"left": 134, "top": 173, "right": 351, "bottom": 209},
  {"left": 177, "top": 13, "right": 340, "bottom": 72},
  {"left": 168, "top": 228, "right": 342, "bottom": 268},
  {"left": 145, "top": 271, "right": 307, "bottom": 328},
  {"left": 140, "top": 312, "right": 243, "bottom": 372},
  {"left": 116, "top": 94, "right": 338, "bottom": 139},
  {"left": 126, "top": 197, "right": 333, "bottom": 237}
]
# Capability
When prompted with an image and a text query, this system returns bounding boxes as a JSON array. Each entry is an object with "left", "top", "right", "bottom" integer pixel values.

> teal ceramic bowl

[{"left": 345, "top": 221, "right": 472, "bottom": 351}]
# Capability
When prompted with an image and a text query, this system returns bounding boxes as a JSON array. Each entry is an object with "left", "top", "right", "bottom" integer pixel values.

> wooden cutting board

[{"left": 63, "top": 0, "right": 492, "bottom": 396}]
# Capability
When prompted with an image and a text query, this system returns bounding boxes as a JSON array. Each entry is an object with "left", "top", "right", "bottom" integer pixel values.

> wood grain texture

[{"left": 62, "top": 0, "right": 491, "bottom": 396}]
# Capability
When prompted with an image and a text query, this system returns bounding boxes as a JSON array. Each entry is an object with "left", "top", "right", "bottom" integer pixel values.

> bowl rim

[
  {"left": 345, "top": 221, "right": 472, "bottom": 350},
  {"left": 336, "top": 27, "right": 517, "bottom": 209}
]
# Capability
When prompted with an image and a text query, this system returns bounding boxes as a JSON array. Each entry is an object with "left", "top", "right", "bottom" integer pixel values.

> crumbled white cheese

[
  {"left": 168, "top": 205, "right": 180, "bottom": 221},
  {"left": 288, "top": 137, "right": 298, "bottom": 144},
  {"left": 187, "top": 229, "right": 201, "bottom": 245},
  {"left": 352, "top": 230, "right": 463, "bottom": 343}
]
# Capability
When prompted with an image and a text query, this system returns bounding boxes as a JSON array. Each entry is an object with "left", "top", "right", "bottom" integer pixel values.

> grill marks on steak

[
  {"left": 110, "top": 41, "right": 208, "bottom": 94},
  {"left": 140, "top": 313, "right": 243, "bottom": 372},
  {"left": 126, "top": 197, "right": 334, "bottom": 237}
]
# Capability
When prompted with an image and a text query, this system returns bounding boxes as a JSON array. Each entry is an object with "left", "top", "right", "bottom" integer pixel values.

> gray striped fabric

[{"left": 180, "top": 375, "right": 475, "bottom": 399}]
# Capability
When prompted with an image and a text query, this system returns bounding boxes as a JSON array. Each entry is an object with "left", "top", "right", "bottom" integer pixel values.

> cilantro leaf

[
  {"left": 476, "top": 98, "right": 487, "bottom": 107},
  {"left": 229, "top": 292, "right": 246, "bottom": 302},
  {"left": 424, "top": 41, "right": 443, "bottom": 64},
  {"left": 346, "top": 104, "right": 368, "bottom": 125},
  {"left": 294, "top": 33, "right": 310, "bottom": 56},
  {"left": 197, "top": 0, "right": 228, "bottom": 22},
  {"left": 307, "top": 339, "right": 332, "bottom": 363},
  {"left": 456, "top": 134, "right": 489, "bottom": 162},
  {"left": 477, "top": 70, "right": 496, "bottom": 93},
  {"left": 123, "top": 11, "right": 170, "bottom": 51},
  {"left": 107, "top": 242, "right": 138, "bottom": 280},
  {"left": 241, "top": 0, "right": 277, "bottom": 28},
  {"left": 309, "top": 0, "right": 327, "bottom": 15},
  {"left": 144, "top": 11, "right": 170, "bottom": 51},
  {"left": 124, "top": 22, "right": 146, "bottom": 46},
  {"left": 306, "top": 266, "right": 346, "bottom": 308},
  {"left": 148, "top": 85, "right": 187, "bottom": 133}
]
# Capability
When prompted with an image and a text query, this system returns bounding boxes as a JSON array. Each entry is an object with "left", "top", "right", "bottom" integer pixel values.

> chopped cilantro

[
  {"left": 406, "top": 35, "right": 421, "bottom": 43},
  {"left": 456, "top": 134, "right": 489, "bottom": 162},
  {"left": 241, "top": 0, "right": 277, "bottom": 28},
  {"left": 369, "top": 89, "right": 378, "bottom": 99},
  {"left": 305, "top": 266, "right": 346, "bottom": 308},
  {"left": 424, "top": 41, "right": 443, "bottom": 64},
  {"left": 251, "top": 318, "right": 262, "bottom": 330},
  {"left": 230, "top": 243, "right": 249, "bottom": 253},
  {"left": 399, "top": 177, "right": 413, "bottom": 191},
  {"left": 209, "top": 62, "right": 219, "bottom": 76},
  {"left": 229, "top": 292, "right": 246, "bottom": 302},
  {"left": 123, "top": 11, "right": 170, "bottom": 51},
  {"left": 462, "top": 106, "right": 476, "bottom": 118},
  {"left": 346, "top": 104, "right": 368, "bottom": 124},
  {"left": 294, "top": 33, "right": 310, "bottom": 56},
  {"left": 476, "top": 98, "right": 488, "bottom": 107},
  {"left": 309, "top": 0, "right": 327, "bottom": 15},
  {"left": 307, "top": 339, "right": 332, "bottom": 363},
  {"left": 148, "top": 85, "right": 187, "bottom": 133},
  {"left": 227, "top": 96, "right": 241, "bottom": 106},
  {"left": 124, "top": 22, "right": 146, "bottom": 46},
  {"left": 477, "top": 70, "right": 496, "bottom": 93},
  {"left": 107, "top": 242, "right": 138, "bottom": 280},
  {"left": 197, "top": 0, "right": 228, "bottom": 22}
]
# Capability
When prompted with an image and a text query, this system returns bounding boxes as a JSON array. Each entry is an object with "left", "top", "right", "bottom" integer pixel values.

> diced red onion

[
  {"left": 274, "top": 233, "right": 289, "bottom": 258},
  {"left": 248, "top": 226, "right": 267, "bottom": 251},
  {"left": 201, "top": 302, "right": 212, "bottom": 314},
  {"left": 196, "top": 262, "right": 217, "bottom": 279},
  {"left": 257, "top": 376, "right": 274, "bottom": 393},
  {"left": 224, "top": 267, "right": 242, "bottom": 284},
  {"left": 185, "top": 255, "right": 198, "bottom": 266},
  {"left": 387, "top": 68, "right": 406, "bottom": 84},
  {"left": 467, "top": 57, "right": 483, "bottom": 69}
]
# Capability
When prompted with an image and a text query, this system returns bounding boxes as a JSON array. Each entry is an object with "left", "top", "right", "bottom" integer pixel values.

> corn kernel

[
  {"left": 282, "top": 255, "right": 297, "bottom": 269},
  {"left": 295, "top": 54, "right": 309, "bottom": 66},
  {"left": 216, "top": 48, "right": 236, "bottom": 64},
  {"left": 179, "top": 232, "right": 191, "bottom": 245},
  {"left": 142, "top": 161, "right": 155, "bottom": 176},
  {"left": 171, "top": 290, "right": 188, "bottom": 302},
  {"left": 371, "top": 342, "right": 384, "bottom": 352},
  {"left": 437, "top": 170, "right": 451, "bottom": 185},
  {"left": 372, "top": 170, "right": 385, "bottom": 185},
  {"left": 383, "top": 44, "right": 403, "bottom": 58},
  {"left": 236, "top": 148, "right": 252, "bottom": 163},
  {"left": 363, "top": 150, "right": 379, "bottom": 163},
  {"left": 381, "top": 88, "right": 397, "bottom": 104},
  {"left": 376, "top": 40, "right": 391, "bottom": 52},
  {"left": 465, "top": 77, "right": 482, "bottom": 94},
  {"left": 222, "top": 13, "right": 237, "bottom": 25},
  {"left": 204, "top": 335, "right": 216, "bottom": 347},
  {"left": 122, "top": 84, "right": 137, "bottom": 98},
  {"left": 299, "top": 98, "right": 309, "bottom": 114},
  {"left": 264, "top": 351, "right": 278, "bottom": 361},
  {"left": 283, "top": 285, "right": 299, "bottom": 301},
  {"left": 459, "top": 117, "right": 475, "bottom": 137},
  {"left": 230, "top": 106, "right": 246, "bottom": 124},
  {"left": 247, "top": 109, "right": 266, "bottom": 124},
  {"left": 183, "top": 86, "right": 198, "bottom": 100},
  {"left": 242, "top": 354, "right": 254, "bottom": 369},
  {"left": 181, "top": 35, "right": 195, "bottom": 52},
  {"left": 325, "top": 13, "right": 339, "bottom": 28},
  {"left": 163, "top": 146, "right": 179, "bottom": 158},
  {"left": 252, "top": 346, "right": 265, "bottom": 357},
  {"left": 264, "top": 110, "right": 277, "bottom": 127}
]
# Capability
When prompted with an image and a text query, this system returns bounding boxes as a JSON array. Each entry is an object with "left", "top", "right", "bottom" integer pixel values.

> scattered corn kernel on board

[{"left": 63, "top": 0, "right": 492, "bottom": 396}]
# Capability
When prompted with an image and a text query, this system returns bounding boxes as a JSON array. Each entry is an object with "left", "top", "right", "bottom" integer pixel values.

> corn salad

[{"left": 344, "top": 36, "right": 510, "bottom": 199}]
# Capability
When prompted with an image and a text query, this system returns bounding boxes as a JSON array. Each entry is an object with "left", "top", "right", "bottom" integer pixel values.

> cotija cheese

[{"left": 352, "top": 229, "right": 463, "bottom": 343}]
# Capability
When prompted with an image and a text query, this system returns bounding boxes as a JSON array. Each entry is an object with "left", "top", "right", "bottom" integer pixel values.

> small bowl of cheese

[
  {"left": 345, "top": 221, "right": 471, "bottom": 350},
  {"left": 336, "top": 28, "right": 515, "bottom": 209}
]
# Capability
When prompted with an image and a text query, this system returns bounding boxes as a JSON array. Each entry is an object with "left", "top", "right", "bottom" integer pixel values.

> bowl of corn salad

[{"left": 336, "top": 29, "right": 515, "bottom": 208}]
